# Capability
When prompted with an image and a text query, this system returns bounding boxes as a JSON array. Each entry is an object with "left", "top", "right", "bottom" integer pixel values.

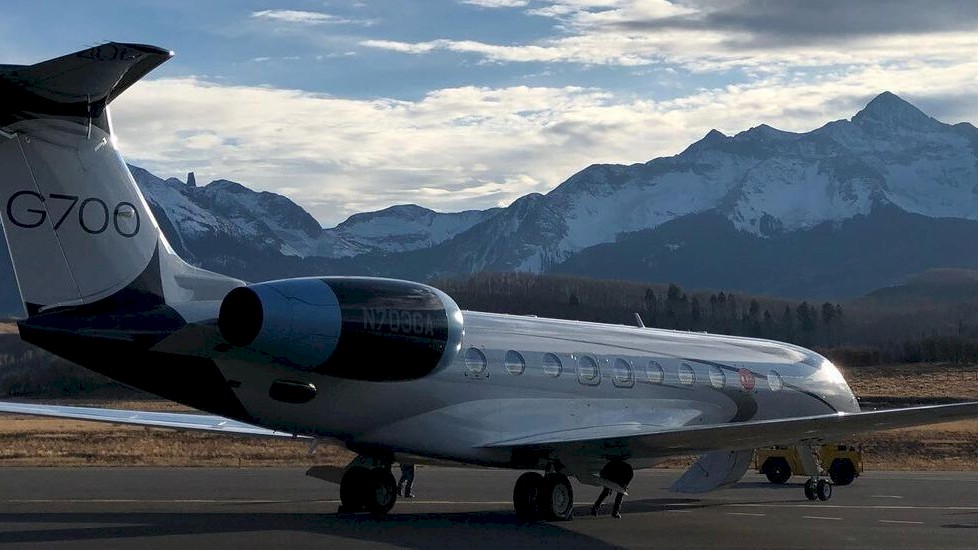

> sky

[{"left": 4, "top": 1, "right": 978, "bottom": 227}]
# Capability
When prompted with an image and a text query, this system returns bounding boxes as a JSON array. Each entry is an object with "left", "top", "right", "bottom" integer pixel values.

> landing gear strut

[
  {"left": 794, "top": 445, "right": 832, "bottom": 502},
  {"left": 513, "top": 470, "right": 574, "bottom": 521},
  {"left": 338, "top": 461, "right": 398, "bottom": 517}
]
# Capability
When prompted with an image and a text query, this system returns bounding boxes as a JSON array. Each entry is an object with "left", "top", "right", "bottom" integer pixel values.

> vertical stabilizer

[{"left": 0, "top": 43, "right": 239, "bottom": 316}]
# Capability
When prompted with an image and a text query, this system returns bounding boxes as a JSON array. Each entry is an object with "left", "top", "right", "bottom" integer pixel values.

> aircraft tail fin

[{"left": 0, "top": 43, "right": 240, "bottom": 317}]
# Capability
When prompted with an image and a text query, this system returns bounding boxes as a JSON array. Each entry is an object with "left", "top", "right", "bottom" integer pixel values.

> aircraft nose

[{"left": 818, "top": 359, "right": 860, "bottom": 413}]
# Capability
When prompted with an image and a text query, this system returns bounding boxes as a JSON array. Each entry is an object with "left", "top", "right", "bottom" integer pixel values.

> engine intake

[{"left": 218, "top": 277, "right": 462, "bottom": 381}]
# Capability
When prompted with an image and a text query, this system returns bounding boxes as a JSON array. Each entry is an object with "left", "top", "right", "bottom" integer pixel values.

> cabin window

[
  {"left": 577, "top": 355, "right": 600, "bottom": 385},
  {"left": 504, "top": 350, "right": 525, "bottom": 376},
  {"left": 612, "top": 358, "right": 635, "bottom": 388},
  {"left": 768, "top": 370, "right": 784, "bottom": 392},
  {"left": 464, "top": 347, "right": 488, "bottom": 377},
  {"left": 709, "top": 365, "right": 726, "bottom": 389},
  {"left": 542, "top": 353, "right": 562, "bottom": 377},
  {"left": 645, "top": 360, "right": 665, "bottom": 384},
  {"left": 678, "top": 362, "right": 696, "bottom": 386}
]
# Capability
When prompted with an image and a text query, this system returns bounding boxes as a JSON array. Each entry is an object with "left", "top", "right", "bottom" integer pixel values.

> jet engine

[{"left": 218, "top": 277, "right": 462, "bottom": 380}]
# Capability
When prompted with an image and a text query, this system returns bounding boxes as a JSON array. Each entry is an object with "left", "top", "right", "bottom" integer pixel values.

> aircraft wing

[
  {"left": 482, "top": 401, "right": 978, "bottom": 458},
  {"left": 0, "top": 401, "right": 308, "bottom": 439}
]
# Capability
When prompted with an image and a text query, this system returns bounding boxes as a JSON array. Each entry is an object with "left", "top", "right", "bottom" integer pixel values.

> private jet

[{"left": 1, "top": 43, "right": 976, "bottom": 521}]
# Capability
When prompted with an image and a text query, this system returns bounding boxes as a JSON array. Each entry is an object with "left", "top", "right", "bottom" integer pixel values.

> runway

[{"left": 0, "top": 467, "right": 976, "bottom": 549}]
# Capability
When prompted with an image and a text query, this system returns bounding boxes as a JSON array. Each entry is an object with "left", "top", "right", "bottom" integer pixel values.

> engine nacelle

[{"left": 218, "top": 277, "right": 463, "bottom": 381}]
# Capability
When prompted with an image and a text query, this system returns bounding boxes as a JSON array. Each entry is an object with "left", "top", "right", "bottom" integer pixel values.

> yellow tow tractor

[{"left": 755, "top": 445, "right": 863, "bottom": 485}]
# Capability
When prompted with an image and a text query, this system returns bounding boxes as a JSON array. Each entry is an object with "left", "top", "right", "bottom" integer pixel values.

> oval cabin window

[
  {"left": 768, "top": 370, "right": 784, "bottom": 392},
  {"left": 678, "top": 363, "right": 696, "bottom": 386},
  {"left": 504, "top": 350, "right": 525, "bottom": 375},
  {"left": 709, "top": 365, "right": 726, "bottom": 389},
  {"left": 577, "top": 355, "right": 600, "bottom": 385},
  {"left": 612, "top": 358, "right": 634, "bottom": 388},
  {"left": 464, "top": 347, "right": 488, "bottom": 377},
  {"left": 542, "top": 353, "right": 562, "bottom": 377},
  {"left": 646, "top": 360, "right": 665, "bottom": 384}
]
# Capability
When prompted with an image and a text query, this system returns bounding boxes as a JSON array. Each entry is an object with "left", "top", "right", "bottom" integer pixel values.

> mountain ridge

[{"left": 121, "top": 92, "right": 978, "bottom": 298}]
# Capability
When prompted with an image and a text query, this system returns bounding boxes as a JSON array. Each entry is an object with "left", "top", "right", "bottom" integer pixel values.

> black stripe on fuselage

[{"left": 686, "top": 357, "right": 838, "bottom": 414}]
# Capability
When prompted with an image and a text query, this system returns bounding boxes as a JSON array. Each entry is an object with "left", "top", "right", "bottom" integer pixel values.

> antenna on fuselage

[{"left": 634, "top": 313, "right": 645, "bottom": 328}]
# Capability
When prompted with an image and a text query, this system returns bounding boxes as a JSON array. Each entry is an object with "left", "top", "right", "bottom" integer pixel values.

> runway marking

[
  {"left": 392, "top": 501, "right": 513, "bottom": 505},
  {"left": 5, "top": 499, "right": 296, "bottom": 504},
  {"left": 728, "top": 503, "right": 978, "bottom": 512},
  {"left": 878, "top": 520, "right": 924, "bottom": 525},
  {"left": 666, "top": 509, "right": 692, "bottom": 513},
  {"left": 2, "top": 499, "right": 517, "bottom": 506},
  {"left": 870, "top": 495, "right": 904, "bottom": 499},
  {"left": 726, "top": 512, "right": 765, "bottom": 517},
  {"left": 803, "top": 515, "right": 842, "bottom": 521},
  {"left": 862, "top": 474, "right": 978, "bottom": 482}
]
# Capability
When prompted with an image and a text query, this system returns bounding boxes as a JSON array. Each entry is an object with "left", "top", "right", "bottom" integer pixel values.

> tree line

[{"left": 435, "top": 272, "right": 978, "bottom": 367}]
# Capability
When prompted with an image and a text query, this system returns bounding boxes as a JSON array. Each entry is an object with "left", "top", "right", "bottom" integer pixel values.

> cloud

[
  {"left": 110, "top": 59, "right": 978, "bottom": 227},
  {"left": 617, "top": 0, "right": 978, "bottom": 45},
  {"left": 252, "top": 10, "right": 339, "bottom": 24},
  {"left": 461, "top": 0, "right": 529, "bottom": 7},
  {"left": 251, "top": 9, "right": 368, "bottom": 26},
  {"left": 363, "top": 1, "right": 978, "bottom": 72}
]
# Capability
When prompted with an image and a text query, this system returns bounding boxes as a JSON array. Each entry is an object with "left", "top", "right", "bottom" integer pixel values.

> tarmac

[{"left": 0, "top": 467, "right": 976, "bottom": 549}]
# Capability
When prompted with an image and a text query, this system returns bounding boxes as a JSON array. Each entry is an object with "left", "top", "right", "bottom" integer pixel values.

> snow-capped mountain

[
  {"left": 130, "top": 166, "right": 323, "bottom": 271},
  {"left": 323, "top": 204, "right": 501, "bottom": 256},
  {"left": 413, "top": 92, "right": 978, "bottom": 275},
  {"left": 130, "top": 166, "right": 503, "bottom": 279},
  {"left": 128, "top": 92, "right": 978, "bottom": 297}
]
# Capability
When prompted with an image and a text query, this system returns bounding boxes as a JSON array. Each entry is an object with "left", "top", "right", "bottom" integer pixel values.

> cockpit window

[{"left": 542, "top": 353, "right": 562, "bottom": 377}]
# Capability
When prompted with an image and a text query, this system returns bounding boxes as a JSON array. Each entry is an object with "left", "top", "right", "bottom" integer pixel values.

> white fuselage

[{"left": 210, "top": 309, "right": 860, "bottom": 468}]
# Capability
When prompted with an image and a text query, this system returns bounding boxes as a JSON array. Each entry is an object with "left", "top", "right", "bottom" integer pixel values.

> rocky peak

[{"left": 852, "top": 91, "right": 941, "bottom": 132}]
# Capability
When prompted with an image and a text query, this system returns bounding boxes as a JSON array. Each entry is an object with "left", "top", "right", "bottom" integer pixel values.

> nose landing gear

[{"left": 804, "top": 477, "right": 832, "bottom": 501}]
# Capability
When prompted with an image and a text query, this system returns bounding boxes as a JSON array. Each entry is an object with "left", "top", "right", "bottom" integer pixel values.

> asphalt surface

[{"left": 0, "top": 467, "right": 976, "bottom": 549}]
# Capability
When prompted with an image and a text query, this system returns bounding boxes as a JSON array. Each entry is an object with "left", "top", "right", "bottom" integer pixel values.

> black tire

[
  {"left": 541, "top": 473, "right": 574, "bottom": 521},
  {"left": 803, "top": 478, "right": 816, "bottom": 501},
  {"left": 816, "top": 479, "right": 832, "bottom": 501},
  {"left": 365, "top": 468, "right": 398, "bottom": 518},
  {"left": 763, "top": 457, "right": 792, "bottom": 484},
  {"left": 340, "top": 467, "right": 370, "bottom": 512},
  {"left": 828, "top": 459, "right": 857, "bottom": 486},
  {"left": 513, "top": 472, "right": 544, "bottom": 521}
]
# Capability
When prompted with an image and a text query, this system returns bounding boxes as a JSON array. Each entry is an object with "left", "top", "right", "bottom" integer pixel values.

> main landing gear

[
  {"left": 338, "top": 459, "right": 398, "bottom": 517},
  {"left": 513, "top": 470, "right": 575, "bottom": 521}
]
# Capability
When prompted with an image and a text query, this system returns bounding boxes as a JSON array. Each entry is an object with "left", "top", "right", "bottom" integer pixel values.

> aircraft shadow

[{"left": 0, "top": 510, "right": 617, "bottom": 548}]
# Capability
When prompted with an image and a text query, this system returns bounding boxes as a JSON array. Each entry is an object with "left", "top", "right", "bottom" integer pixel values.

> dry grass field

[
  {"left": 839, "top": 364, "right": 978, "bottom": 470},
  {"left": 0, "top": 364, "right": 976, "bottom": 470}
]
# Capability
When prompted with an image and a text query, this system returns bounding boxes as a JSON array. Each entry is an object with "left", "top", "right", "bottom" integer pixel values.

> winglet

[
  {"left": 0, "top": 42, "right": 172, "bottom": 125},
  {"left": 634, "top": 313, "right": 645, "bottom": 328}
]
